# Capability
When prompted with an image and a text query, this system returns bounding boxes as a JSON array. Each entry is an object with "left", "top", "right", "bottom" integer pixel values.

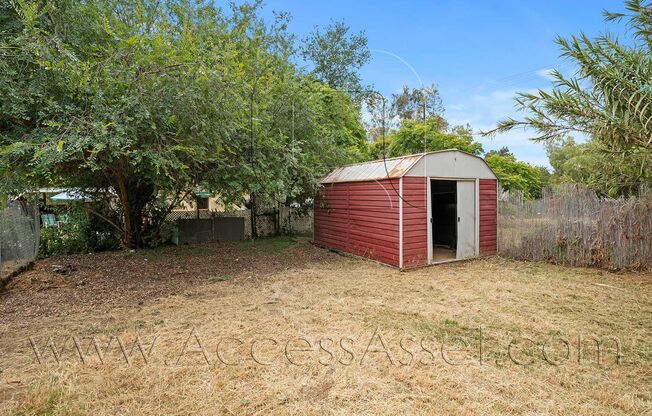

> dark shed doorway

[{"left": 430, "top": 179, "right": 457, "bottom": 261}]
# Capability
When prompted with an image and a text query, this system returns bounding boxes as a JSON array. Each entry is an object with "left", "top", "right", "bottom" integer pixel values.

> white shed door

[{"left": 456, "top": 181, "right": 476, "bottom": 259}]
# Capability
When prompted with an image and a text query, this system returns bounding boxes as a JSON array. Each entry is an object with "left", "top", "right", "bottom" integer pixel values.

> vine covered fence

[{"left": 498, "top": 185, "right": 652, "bottom": 270}]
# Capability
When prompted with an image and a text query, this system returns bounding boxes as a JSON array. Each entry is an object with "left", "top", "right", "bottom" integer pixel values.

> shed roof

[
  {"left": 320, "top": 149, "right": 496, "bottom": 184},
  {"left": 320, "top": 154, "right": 421, "bottom": 184}
]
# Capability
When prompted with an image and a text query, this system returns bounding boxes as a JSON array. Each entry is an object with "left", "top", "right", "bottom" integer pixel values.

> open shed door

[{"left": 456, "top": 181, "right": 476, "bottom": 259}]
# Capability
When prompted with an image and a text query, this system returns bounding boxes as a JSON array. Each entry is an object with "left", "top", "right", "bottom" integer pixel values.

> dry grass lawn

[{"left": 0, "top": 237, "right": 650, "bottom": 415}]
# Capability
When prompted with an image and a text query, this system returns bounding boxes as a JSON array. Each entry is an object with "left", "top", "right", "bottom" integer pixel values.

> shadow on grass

[{"left": 120, "top": 235, "right": 298, "bottom": 261}]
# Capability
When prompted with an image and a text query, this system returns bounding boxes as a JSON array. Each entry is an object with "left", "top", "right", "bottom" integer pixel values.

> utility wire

[
  {"left": 302, "top": 86, "right": 423, "bottom": 210},
  {"left": 359, "top": 89, "right": 423, "bottom": 210}
]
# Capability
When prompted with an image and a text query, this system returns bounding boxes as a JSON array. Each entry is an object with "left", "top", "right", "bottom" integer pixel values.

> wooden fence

[{"left": 498, "top": 185, "right": 652, "bottom": 270}]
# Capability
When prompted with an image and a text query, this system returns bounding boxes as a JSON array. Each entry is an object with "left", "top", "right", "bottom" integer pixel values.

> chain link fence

[
  {"left": 498, "top": 185, "right": 652, "bottom": 270},
  {"left": 1, "top": 200, "right": 40, "bottom": 286}
]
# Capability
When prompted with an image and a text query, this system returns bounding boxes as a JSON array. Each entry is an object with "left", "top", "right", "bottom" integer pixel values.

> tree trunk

[
  {"left": 115, "top": 170, "right": 137, "bottom": 248},
  {"left": 113, "top": 169, "right": 153, "bottom": 249}
]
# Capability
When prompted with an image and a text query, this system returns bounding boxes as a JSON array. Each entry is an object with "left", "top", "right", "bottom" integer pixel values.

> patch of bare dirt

[
  {"left": 0, "top": 239, "right": 650, "bottom": 415},
  {"left": 0, "top": 237, "right": 334, "bottom": 323}
]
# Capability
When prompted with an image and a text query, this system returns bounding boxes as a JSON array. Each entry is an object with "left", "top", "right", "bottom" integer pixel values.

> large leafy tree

[
  {"left": 390, "top": 83, "right": 445, "bottom": 123},
  {"left": 369, "top": 118, "right": 484, "bottom": 159},
  {"left": 300, "top": 20, "right": 371, "bottom": 93},
  {"left": 547, "top": 138, "right": 651, "bottom": 196},
  {"left": 1, "top": 0, "right": 367, "bottom": 247},
  {"left": 484, "top": 150, "right": 544, "bottom": 199},
  {"left": 365, "top": 83, "right": 445, "bottom": 142},
  {"left": 366, "top": 84, "right": 477, "bottom": 158},
  {"left": 486, "top": 1, "right": 652, "bottom": 171},
  {"left": 2, "top": 0, "right": 235, "bottom": 247}
]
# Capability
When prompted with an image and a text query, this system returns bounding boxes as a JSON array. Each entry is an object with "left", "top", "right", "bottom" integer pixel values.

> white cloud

[
  {"left": 447, "top": 88, "right": 528, "bottom": 126},
  {"left": 536, "top": 68, "right": 556, "bottom": 81},
  {"left": 445, "top": 87, "right": 552, "bottom": 167}
]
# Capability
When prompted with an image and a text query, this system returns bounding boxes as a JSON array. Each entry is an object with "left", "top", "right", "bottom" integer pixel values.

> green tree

[
  {"left": 485, "top": 153, "right": 543, "bottom": 199},
  {"left": 301, "top": 20, "right": 371, "bottom": 93},
  {"left": 484, "top": 147, "right": 551, "bottom": 198},
  {"left": 390, "top": 84, "right": 445, "bottom": 123},
  {"left": 485, "top": 0, "right": 652, "bottom": 190},
  {"left": 383, "top": 117, "right": 484, "bottom": 158},
  {"left": 486, "top": 146, "right": 513, "bottom": 158},
  {"left": 0, "top": 0, "right": 367, "bottom": 247},
  {"left": 537, "top": 165, "right": 553, "bottom": 192},
  {"left": 3, "top": 0, "right": 235, "bottom": 247},
  {"left": 546, "top": 138, "right": 651, "bottom": 196},
  {"left": 488, "top": 1, "right": 652, "bottom": 151}
]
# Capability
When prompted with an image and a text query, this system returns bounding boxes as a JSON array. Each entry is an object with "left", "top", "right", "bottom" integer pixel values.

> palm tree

[{"left": 485, "top": 0, "right": 652, "bottom": 152}]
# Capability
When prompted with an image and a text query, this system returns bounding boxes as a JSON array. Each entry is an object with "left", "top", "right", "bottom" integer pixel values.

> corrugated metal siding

[
  {"left": 479, "top": 179, "right": 498, "bottom": 255},
  {"left": 320, "top": 155, "right": 422, "bottom": 184},
  {"left": 402, "top": 177, "right": 428, "bottom": 268},
  {"left": 314, "top": 179, "right": 400, "bottom": 266}
]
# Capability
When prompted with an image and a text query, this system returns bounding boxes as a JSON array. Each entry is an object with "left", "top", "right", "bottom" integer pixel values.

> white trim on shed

[
  {"left": 405, "top": 150, "right": 496, "bottom": 179},
  {"left": 319, "top": 149, "right": 497, "bottom": 184}
]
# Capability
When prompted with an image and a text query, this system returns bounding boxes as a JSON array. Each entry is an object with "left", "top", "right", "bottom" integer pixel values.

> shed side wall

[
  {"left": 479, "top": 179, "right": 498, "bottom": 255},
  {"left": 402, "top": 177, "right": 428, "bottom": 268},
  {"left": 314, "top": 179, "right": 400, "bottom": 266}
]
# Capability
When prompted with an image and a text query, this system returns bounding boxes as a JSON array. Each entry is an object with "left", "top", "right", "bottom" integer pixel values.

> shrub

[{"left": 39, "top": 208, "right": 119, "bottom": 257}]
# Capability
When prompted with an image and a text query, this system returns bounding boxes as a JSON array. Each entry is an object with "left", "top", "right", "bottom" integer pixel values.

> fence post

[{"left": 250, "top": 194, "right": 257, "bottom": 239}]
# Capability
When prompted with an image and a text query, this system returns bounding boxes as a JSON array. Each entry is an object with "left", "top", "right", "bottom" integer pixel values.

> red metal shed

[{"left": 314, "top": 150, "right": 498, "bottom": 268}]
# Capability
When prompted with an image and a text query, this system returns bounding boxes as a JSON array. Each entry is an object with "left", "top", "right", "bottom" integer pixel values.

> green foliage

[
  {"left": 489, "top": 1, "right": 652, "bottom": 151},
  {"left": 364, "top": 83, "right": 445, "bottom": 142},
  {"left": 360, "top": 78, "right": 545, "bottom": 201},
  {"left": 366, "top": 102, "right": 551, "bottom": 200},
  {"left": 546, "top": 138, "right": 652, "bottom": 196},
  {"left": 381, "top": 117, "right": 484, "bottom": 158},
  {"left": 301, "top": 20, "right": 371, "bottom": 93},
  {"left": 1, "top": 0, "right": 367, "bottom": 248},
  {"left": 368, "top": 137, "right": 391, "bottom": 160},
  {"left": 390, "top": 84, "right": 444, "bottom": 122},
  {"left": 485, "top": 146, "right": 512, "bottom": 158},
  {"left": 486, "top": 0, "right": 652, "bottom": 174},
  {"left": 484, "top": 147, "right": 550, "bottom": 198},
  {"left": 537, "top": 165, "right": 553, "bottom": 191},
  {"left": 485, "top": 153, "right": 543, "bottom": 199},
  {"left": 365, "top": 84, "right": 481, "bottom": 159},
  {"left": 39, "top": 208, "right": 119, "bottom": 257}
]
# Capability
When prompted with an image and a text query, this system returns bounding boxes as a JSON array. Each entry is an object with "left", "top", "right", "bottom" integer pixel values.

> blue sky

[{"left": 259, "top": 0, "right": 627, "bottom": 167}]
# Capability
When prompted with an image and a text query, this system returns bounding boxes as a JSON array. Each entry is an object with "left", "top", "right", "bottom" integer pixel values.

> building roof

[
  {"left": 50, "top": 190, "right": 93, "bottom": 202},
  {"left": 320, "top": 154, "right": 422, "bottom": 184},
  {"left": 37, "top": 188, "right": 67, "bottom": 194},
  {"left": 320, "top": 149, "right": 497, "bottom": 184}
]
